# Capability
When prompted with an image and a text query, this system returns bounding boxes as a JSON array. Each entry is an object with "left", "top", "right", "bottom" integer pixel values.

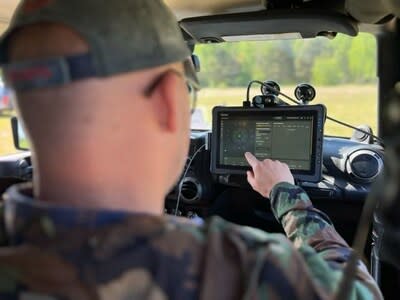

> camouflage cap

[{"left": 0, "top": 0, "right": 192, "bottom": 91}]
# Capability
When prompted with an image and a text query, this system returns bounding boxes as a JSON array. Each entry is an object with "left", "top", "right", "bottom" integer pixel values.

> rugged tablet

[{"left": 210, "top": 105, "right": 326, "bottom": 182}]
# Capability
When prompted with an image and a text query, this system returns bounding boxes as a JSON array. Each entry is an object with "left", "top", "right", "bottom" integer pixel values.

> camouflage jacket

[{"left": 0, "top": 182, "right": 382, "bottom": 300}]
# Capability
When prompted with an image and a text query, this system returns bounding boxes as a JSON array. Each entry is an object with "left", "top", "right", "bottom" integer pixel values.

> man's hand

[{"left": 244, "top": 152, "right": 294, "bottom": 198}]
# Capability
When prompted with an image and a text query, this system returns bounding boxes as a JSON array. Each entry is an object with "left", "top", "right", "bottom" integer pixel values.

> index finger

[{"left": 245, "top": 152, "right": 259, "bottom": 168}]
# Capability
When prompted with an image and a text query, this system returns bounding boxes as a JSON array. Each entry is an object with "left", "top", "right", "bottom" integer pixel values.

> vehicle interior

[{"left": 1, "top": 0, "right": 400, "bottom": 299}]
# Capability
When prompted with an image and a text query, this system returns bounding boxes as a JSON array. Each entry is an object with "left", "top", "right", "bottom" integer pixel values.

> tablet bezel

[{"left": 210, "top": 105, "right": 325, "bottom": 182}]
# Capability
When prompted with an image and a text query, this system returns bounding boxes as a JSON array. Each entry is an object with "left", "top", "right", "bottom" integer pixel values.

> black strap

[{"left": 2, "top": 53, "right": 97, "bottom": 92}]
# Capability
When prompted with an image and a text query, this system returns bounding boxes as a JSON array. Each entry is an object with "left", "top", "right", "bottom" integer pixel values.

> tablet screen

[{"left": 211, "top": 105, "right": 325, "bottom": 182}]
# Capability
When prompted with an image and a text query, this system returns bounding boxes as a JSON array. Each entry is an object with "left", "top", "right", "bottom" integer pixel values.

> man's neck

[
  {"left": 34, "top": 170, "right": 166, "bottom": 215},
  {"left": 30, "top": 131, "right": 173, "bottom": 216}
]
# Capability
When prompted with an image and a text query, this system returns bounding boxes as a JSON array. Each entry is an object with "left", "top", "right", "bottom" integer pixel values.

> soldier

[{"left": 0, "top": 0, "right": 382, "bottom": 299}]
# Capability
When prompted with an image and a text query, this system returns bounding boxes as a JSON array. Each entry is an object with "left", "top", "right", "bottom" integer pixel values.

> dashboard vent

[
  {"left": 346, "top": 150, "right": 383, "bottom": 183},
  {"left": 180, "top": 177, "right": 202, "bottom": 203}
]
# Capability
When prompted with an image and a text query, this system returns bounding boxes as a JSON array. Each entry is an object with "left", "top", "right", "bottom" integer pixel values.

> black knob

[
  {"left": 261, "top": 80, "right": 280, "bottom": 96},
  {"left": 294, "top": 83, "right": 316, "bottom": 103}
]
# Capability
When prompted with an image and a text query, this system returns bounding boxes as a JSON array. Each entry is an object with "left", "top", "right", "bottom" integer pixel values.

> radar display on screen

[
  {"left": 220, "top": 115, "right": 313, "bottom": 170},
  {"left": 211, "top": 105, "right": 325, "bottom": 182}
]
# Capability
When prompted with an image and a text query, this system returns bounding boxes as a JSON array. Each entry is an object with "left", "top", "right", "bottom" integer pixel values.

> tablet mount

[{"left": 244, "top": 80, "right": 317, "bottom": 108}]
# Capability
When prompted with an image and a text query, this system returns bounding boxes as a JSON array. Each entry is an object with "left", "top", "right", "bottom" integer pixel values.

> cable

[
  {"left": 174, "top": 144, "right": 206, "bottom": 216},
  {"left": 246, "top": 80, "right": 263, "bottom": 104},
  {"left": 325, "top": 116, "right": 382, "bottom": 142},
  {"left": 246, "top": 81, "right": 385, "bottom": 145}
]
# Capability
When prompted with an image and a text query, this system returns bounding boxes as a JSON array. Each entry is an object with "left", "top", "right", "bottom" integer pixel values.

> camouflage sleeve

[{"left": 269, "top": 182, "right": 383, "bottom": 300}]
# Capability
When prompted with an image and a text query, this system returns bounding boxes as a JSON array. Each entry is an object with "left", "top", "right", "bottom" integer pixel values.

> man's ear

[{"left": 150, "top": 71, "right": 182, "bottom": 132}]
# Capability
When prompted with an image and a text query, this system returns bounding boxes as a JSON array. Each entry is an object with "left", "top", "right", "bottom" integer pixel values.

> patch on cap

[
  {"left": 22, "top": 0, "right": 53, "bottom": 14},
  {"left": 3, "top": 53, "right": 98, "bottom": 92}
]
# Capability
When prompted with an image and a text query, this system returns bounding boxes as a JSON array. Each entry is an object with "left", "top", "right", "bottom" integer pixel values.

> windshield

[{"left": 192, "top": 33, "right": 377, "bottom": 137}]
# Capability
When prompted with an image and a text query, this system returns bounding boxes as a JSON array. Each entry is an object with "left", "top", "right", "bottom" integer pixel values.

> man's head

[{"left": 0, "top": 0, "right": 199, "bottom": 213}]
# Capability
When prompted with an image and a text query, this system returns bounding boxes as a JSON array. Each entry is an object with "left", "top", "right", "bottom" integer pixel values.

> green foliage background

[{"left": 194, "top": 33, "right": 376, "bottom": 87}]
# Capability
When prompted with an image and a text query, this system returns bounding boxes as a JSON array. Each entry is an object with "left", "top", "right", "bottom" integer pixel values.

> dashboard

[
  {"left": 168, "top": 131, "right": 384, "bottom": 200},
  {"left": 164, "top": 130, "right": 384, "bottom": 238}
]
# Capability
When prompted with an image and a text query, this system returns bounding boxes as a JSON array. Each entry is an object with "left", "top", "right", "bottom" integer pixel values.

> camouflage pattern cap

[{"left": 0, "top": 0, "right": 191, "bottom": 91}]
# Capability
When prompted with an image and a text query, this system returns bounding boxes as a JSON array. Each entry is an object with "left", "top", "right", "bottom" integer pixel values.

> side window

[{"left": 0, "top": 75, "right": 18, "bottom": 156}]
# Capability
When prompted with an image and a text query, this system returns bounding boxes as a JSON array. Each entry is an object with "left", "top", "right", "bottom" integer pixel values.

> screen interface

[{"left": 219, "top": 113, "right": 314, "bottom": 170}]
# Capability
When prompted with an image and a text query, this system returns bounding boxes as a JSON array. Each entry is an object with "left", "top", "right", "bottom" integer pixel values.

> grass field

[
  {"left": 0, "top": 84, "right": 377, "bottom": 156},
  {"left": 195, "top": 84, "right": 378, "bottom": 136}
]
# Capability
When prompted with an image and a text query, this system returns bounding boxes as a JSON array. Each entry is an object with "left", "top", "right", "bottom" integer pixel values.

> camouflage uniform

[{"left": 0, "top": 182, "right": 382, "bottom": 300}]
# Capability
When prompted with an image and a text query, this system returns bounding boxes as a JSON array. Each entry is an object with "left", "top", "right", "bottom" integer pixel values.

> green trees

[
  {"left": 348, "top": 36, "right": 376, "bottom": 83},
  {"left": 195, "top": 33, "right": 376, "bottom": 87}
]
